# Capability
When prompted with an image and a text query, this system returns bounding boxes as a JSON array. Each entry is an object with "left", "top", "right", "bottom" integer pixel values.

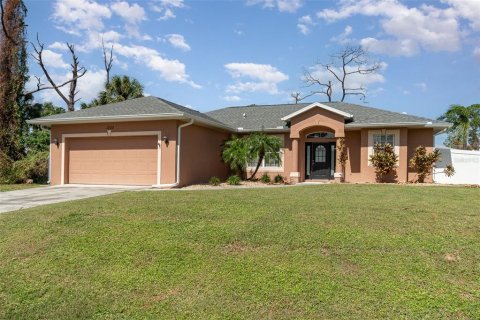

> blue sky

[{"left": 25, "top": 0, "right": 479, "bottom": 123}]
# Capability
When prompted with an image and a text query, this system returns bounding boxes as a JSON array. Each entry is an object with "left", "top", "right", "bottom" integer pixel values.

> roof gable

[{"left": 280, "top": 102, "right": 353, "bottom": 121}]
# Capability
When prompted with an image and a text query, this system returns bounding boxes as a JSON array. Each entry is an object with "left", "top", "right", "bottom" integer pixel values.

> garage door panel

[{"left": 68, "top": 136, "right": 157, "bottom": 185}]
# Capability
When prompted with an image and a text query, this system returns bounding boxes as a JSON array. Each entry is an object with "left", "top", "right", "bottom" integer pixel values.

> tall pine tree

[{"left": 0, "top": 0, "right": 28, "bottom": 160}]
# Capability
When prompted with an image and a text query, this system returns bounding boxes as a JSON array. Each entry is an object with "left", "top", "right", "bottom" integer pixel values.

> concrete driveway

[{"left": 0, "top": 185, "right": 145, "bottom": 214}]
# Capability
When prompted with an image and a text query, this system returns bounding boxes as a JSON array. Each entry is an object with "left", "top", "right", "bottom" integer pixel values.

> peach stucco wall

[
  {"left": 245, "top": 127, "right": 435, "bottom": 184},
  {"left": 48, "top": 114, "right": 436, "bottom": 186},
  {"left": 180, "top": 124, "right": 230, "bottom": 186},
  {"left": 50, "top": 120, "right": 178, "bottom": 185}
]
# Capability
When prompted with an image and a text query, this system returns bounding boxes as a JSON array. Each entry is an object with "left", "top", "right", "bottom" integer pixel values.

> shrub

[
  {"left": 227, "top": 175, "right": 241, "bottom": 185},
  {"left": 444, "top": 164, "right": 455, "bottom": 177},
  {"left": 11, "top": 151, "right": 49, "bottom": 184},
  {"left": 369, "top": 143, "right": 398, "bottom": 182},
  {"left": 274, "top": 174, "right": 284, "bottom": 184},
  {"left": 409, "top": 146, "right": 441, "bottom": 183},
  {"left": 209, "top": 176, "right": 221, "bottom": 186},
  {"left": 0, "top": 151, "right": 14, "bottom": 183},
  {"left": 260, "top": 173, "right": 271, "bottom": 184}
]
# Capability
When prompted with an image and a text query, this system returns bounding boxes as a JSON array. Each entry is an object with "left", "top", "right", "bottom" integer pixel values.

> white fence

[{"left": 434, "top": 148, "right": 480, "bottom": 185}]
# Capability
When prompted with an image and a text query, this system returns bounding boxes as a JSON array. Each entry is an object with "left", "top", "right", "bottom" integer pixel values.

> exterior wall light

[
  {"left": 106, "top": 126, "right": 114, "bottom": 136},
  {"left": 162, "top": 135, "right": 169, "bottom": 145},
  {"left": 53, "top": 138, "right": 59, "bottom": 147}
]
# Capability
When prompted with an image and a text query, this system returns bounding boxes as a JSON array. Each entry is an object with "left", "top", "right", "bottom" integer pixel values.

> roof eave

[
  {"left": 345, "top": 122, "right": 452, "bottom": 129},
  {"left": 27, "top": 112, "right": 235, "bottom": 132}
]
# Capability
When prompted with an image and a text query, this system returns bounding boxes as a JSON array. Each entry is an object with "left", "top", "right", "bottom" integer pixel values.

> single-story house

[{"left": 28, "top": 96, "right": 450, "bottom": 187}]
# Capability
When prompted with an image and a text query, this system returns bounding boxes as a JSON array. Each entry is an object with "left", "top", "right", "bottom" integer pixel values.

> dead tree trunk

[{"left": 29, "top": 36, "right": 86, "bottom": 111}]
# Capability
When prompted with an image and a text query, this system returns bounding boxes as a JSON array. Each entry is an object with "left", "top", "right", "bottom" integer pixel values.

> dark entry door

[{"left": 307, "top": 142, "right": 334, "bottom": 179}]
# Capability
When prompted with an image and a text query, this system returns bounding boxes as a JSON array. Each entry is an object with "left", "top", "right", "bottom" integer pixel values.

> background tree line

[{"left": 0, "top": 0, "right": 144, "bottom": 184}]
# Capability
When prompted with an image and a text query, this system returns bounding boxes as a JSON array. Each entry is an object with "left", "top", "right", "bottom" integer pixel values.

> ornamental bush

[
  {"left": 260, "top": 173, "right": 271, "bottom": 184},
  {"left": 227, "top": 175, "right": 241, "bottom": 185},
  {"left": 409, "top": 146, "right": 441, "bottom": 183},
  {"left": 274, "top": 174, "right": 284, "bottom": 184},
  {"left": 209, "top": 176, "right": 221, "bottom": 186},
  {"left": 369, "top": 143, "right": 398, "bottom": 182}
]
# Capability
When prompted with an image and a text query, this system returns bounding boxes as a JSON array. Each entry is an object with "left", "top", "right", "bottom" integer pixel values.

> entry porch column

[{"left": 290, "top": 138, "right": 300, "bottom": 184}]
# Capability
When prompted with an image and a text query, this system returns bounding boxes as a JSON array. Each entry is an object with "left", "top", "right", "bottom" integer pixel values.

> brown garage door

[{"left": 67, "top": 136, "right": 157, "bottom": 185}]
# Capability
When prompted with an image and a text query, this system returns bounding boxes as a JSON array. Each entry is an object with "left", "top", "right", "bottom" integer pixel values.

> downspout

[
  {"left": 48, "top": 128, "right": 51, "bottom": 184},
  {"left": 154, "top": 118, "right": 194, "bottom": 188}
]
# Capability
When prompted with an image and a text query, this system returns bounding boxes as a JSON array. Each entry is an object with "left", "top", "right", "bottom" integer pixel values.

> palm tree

[
  {"left": 81, "top": 75, "right": 144, "bottom": 109},
  {"left": 246, "top": 133, "right": 282, "bottom": 179},
  {"left": 222, "top": 135, "right": 249, "bottom": 177},
  {"left": 100, "top": 75, "right": 144, "bottom": 104},
  {"left": 439, "top": 104, "right": 480, "bottom": 150}
]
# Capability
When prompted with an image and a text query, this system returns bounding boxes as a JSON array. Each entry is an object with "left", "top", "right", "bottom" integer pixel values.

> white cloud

[
  {"left": 318, "top": 0, "right": 463, "bottom": 56},
  {"left": 42, "top": 50, "right": 69, "bottom": 69},
  {"left": 246, "top": 0, "right": 303, "bottom": 13},
  {"left": 443, "top": 0, "right": 480, "bottom": 31},
  {"left": 111, "top": 1, "right": 146, "bottom": 24},
  {"left": 297, "top": 15, "right": 315, "bottom": 35},
  {"left": 52, "top": 0, "right": 111, "bottom": 31},
  {"left": 152, "top": 0, "right": 185, "bottom": 20},
  {"left": 330, "top": 25, "right": 353, "bottom": 44},
  {"left": 114, "top": 43, "right": 200, "bottom": 88},
  {"left": 165, "top": 34, "right": 191, "bottom": 51},
  {"left": 360, "top": 37, "right": 419, "bottom": 57},
  {"left": 76, "top": 30, "right": 123, "bottom": 52},
  {"left": 111, "top": 1, "right": 150, "bottom": 40},
  {"left": 225, "top": 62, "right": 289, "bottom": 94},
  {"left": 415, "top": 82, "right": 427, "bottom": 92},
  {"left": 474, "top": 47, "right": 480, "bottom": 61},
  {"left": 224, "top": 95, "right": 241, "bottom": 102},
  {"left": 48, "top": 42, "right": 69, "bottom": 51}
]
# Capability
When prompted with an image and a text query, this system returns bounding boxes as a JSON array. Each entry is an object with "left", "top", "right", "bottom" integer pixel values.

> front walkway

[{"left": 0, "top": 185, "right": 145, "bottom": 214}]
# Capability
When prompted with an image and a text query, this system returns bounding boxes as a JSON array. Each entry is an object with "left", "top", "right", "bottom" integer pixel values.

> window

[
  {"left": 249, "top": 151, "right": 282, "bottom": 168},
  {"left": 368, "top": 130, "right": 400, "bottom": 165},
  {"left": 247, "top": 135, "right": 284, "bottom": 170},
  {"left": 306, "top": 132, "right": 335, "bottom": 139},
  {"left": 373, "top": 134, "right": 395, "bottom": 148},
  {"left": 315, "top": 145, "right": 326, "bottom": 162}
]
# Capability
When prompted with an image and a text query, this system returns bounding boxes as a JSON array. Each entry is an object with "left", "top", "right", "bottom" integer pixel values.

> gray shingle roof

[
  {"left": 29, "top": 96, "right": 450, "bottom": 131},
  {"left": 29, "top": 96, "right": 228, "bottom": 128},
  {"left": 206, "top": 101, "right": 450, "bottom": 131}
]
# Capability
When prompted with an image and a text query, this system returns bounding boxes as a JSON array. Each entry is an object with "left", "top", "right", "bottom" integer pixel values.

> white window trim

[
  {"left": 60, "top": 131, "right": 162, "bottom": 186},
  {"left": 368, "top": 129, "right": 400, "bottom": 166}
]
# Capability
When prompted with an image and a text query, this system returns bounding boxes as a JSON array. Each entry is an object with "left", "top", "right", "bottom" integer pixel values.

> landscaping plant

[
  {"left": 409, "top": 146, "right": 454, "bottom": 183},
  {"left": 274, "top": 174, "right": 284, "bottom": 184},
  {"left": 222, "top": 133, "right": 282, "bottom": 180},
  {"left": 369, "top": 143, "right": 398, "bottom": 182},
  {"left": 226, "top": 175, "right": 241, "bottom": 185},
  {"left": 337, "top": 137, "right": 348, "bottom": 182},
  {"left": 260, "top": 173, "right": 271, "bottom": 184},
  {"left": 246, "top": 133, "right": 282, "bottom": 179},
  {"left": 222, "top": 135, "right": 249, "bottom": 178},
  {"left": 208, "top": 176, "right": 221, "bottom": 186}
]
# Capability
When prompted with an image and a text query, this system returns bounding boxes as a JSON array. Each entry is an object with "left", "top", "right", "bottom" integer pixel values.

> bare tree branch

[
  {"left": 28, "top": 34, "right": 87, "bottom": 111},
  {"left": 300, "top": 45, "right": 380, "bottom": 102},
  {"left": 290, "top": 91, "right": 316, "bottom": 104},
  {"left": 102, "top": 38, "right": 113, "bottom": 85}
]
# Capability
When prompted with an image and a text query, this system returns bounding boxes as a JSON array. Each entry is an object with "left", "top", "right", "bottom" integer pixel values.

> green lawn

[
  {"left": 0, "top": 185, "right": 479, "bottom": 319},
  {"left": 0, "top": 184, "right": 44, "bottom": 192}
]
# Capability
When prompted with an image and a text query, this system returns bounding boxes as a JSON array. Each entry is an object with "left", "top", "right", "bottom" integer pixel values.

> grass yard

[
  {"left": 0, "top": 184, "right": 479, "bottom": 319},
  {"left": 0, "top": 184, "right": 44, "bottom": 192}
]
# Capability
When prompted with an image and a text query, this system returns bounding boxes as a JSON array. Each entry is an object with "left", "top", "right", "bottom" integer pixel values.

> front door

[{"left": 306, "top": 142, "right": 335, "bottom": 180}]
